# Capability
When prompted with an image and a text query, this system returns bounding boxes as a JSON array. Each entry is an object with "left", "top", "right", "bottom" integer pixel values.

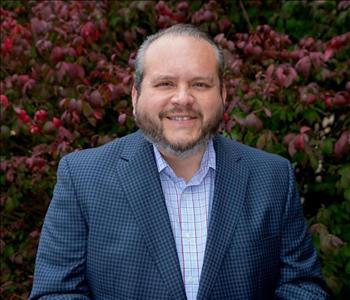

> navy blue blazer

[{"left": 30, "top": 131, "right": 328, "bottom": 299}]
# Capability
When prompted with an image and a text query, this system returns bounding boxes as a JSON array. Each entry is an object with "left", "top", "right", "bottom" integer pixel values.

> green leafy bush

[{"left": 1, "top": 1, "right": 349, "bottom": 298}]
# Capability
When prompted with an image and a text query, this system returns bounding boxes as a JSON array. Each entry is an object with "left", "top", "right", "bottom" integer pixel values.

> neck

[{"left": 159, "top": 146, "right": 206, "bottom": 182}]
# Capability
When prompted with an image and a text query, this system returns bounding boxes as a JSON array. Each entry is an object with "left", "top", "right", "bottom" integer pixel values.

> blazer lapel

[
  {"left": 197, "top": 135, "right": 250, "bottom": 300},
  {"left": 116, "top": 133, "right": 186, "bottom": 300}
]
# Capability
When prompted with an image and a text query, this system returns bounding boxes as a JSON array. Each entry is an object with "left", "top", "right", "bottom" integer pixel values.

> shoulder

[
  {"left": 59, "top": 131, "right": 143, "bottom": 172},
  {"left": 215, "top": 134, "right": 291, "bottom": 177},
  {"left": 215, "top": 135, "right": 295, "bottom": 203},
  {"left": 216, "top": 134, "right": 289, "bottom": 164}
]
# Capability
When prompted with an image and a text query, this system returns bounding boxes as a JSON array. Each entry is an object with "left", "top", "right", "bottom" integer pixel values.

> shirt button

[
  {"left": 184, "top": 232, "right": 191, "bottom": 238},
  {"left": 187, "top": 277, "right": 194, "bottom": 284}
]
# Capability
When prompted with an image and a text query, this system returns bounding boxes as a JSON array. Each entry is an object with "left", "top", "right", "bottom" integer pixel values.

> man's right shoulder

[{"left": 59, "top": 131, "right": 143, "bottom": 170}]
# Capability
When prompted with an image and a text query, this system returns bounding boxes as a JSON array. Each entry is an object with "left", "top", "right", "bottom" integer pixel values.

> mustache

[{"left": 159, "top": 108, "right": 203, "bottom": 119}]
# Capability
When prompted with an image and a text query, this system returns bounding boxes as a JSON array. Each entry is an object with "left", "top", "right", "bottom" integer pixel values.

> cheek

[
  {"left": 138, "top": 94, "right": 166, "bottom": 112},
  {"left": 201, "top": 99, "right": 222, "bottom": 115}
]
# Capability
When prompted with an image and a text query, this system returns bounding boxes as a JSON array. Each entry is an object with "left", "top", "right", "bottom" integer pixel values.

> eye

[
  {"left": 193, "top": 82, "right": 210, "bottom": 88},
  {"left": 155, "top": 81, "right": 174, "bottom": 88}
]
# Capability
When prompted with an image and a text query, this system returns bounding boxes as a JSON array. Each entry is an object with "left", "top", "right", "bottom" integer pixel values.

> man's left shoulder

[{"left": 215, "top": 134, "right": 289, "bottom": 167}]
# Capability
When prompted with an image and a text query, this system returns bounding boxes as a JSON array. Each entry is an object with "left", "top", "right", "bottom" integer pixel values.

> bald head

[{"left": 134, "top": 24, "right": 225, "bottom": 93}]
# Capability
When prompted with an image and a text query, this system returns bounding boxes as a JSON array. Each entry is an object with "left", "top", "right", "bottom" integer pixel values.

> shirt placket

[{"left": 183, "top": 187, "right": 198, "bottom": 299}]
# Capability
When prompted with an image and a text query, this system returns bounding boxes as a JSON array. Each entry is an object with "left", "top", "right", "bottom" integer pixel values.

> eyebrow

[
  {"left": 151, "top": 75, "right": 176, "bottom": 83},
  {"left": 151, "top": 75, "right": 215, "bottom": 83},
  {"left": 190, "top": 76, "right": 214, "bottom": 83}
]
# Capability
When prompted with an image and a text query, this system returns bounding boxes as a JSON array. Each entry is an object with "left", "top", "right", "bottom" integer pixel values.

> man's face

[{"left": 132, "top": 35, "right": 226, "bottom": 156}]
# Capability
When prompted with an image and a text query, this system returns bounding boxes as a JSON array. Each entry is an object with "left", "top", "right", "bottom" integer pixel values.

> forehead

[{"left": 143, "top": 35, "right": 218, "bottom": 79}]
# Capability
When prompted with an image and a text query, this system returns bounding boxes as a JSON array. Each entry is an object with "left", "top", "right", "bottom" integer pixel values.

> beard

[{"left": 134, "top": 103, "right": 224, "bottom": 158}]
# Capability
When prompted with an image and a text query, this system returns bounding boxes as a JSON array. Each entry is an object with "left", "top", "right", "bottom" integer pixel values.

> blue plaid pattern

[
  {"left": 30, "top": 131, "right": 328, "bottom": 299},
  {"left": 153, "top": 141, "right": 215, "bottom": 300}
]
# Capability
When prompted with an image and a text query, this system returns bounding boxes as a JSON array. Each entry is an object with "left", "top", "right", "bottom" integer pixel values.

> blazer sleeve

[
  {"left": 29, "top": 156, "right": 91, "bottom": 299},
  {"left": 274, "top": 161, "right": 329, "bottom": 299}
]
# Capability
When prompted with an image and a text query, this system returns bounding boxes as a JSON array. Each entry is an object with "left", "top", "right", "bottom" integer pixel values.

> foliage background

[{"left": 1, "top": 0, "right": 349, "bottom": 299}]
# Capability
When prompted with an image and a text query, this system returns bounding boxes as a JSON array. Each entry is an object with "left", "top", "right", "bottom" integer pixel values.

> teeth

[{"left": 169, "top": 116, "right": 193, "bottom": 121}]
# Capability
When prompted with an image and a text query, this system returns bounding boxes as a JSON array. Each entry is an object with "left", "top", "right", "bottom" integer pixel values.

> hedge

[{"left": 1, "top": 1, "right": 349, "bottom": 298}]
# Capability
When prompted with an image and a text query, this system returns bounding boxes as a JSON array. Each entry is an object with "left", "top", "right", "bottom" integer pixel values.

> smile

[{"left": 167, "top": 116, "right": 196, "bottom": 121}]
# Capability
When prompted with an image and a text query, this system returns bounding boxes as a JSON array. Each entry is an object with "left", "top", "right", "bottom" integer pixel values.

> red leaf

[
  {"left": 244, "top": 113, "right": 263, "bottom": 131},
  {"left": 67, "top": 63, "right": 85, "bottom": 80},
  {"left": 155, "top": 1, "right": 173, "bottom": 17},
  {"left": 30, "top": 124, "right": 40, "bottom": 134},
  {"left": 324, "top": 97, "right": 333, "bottom": 108},
  {"left": 58, "top": 127, "right": 74, "bottom": 141},
  {"left": 6, "top": 169, "right": 14, "bottom": 182},
  {"left": 288, "top": 140, "right": 297, "bottom": 157},
  {"left": 334, "top": 131, "right": 350, "bottom": 159},
  {"left": 89, "top": 90, "right": 103, "bottom": 107},
  {"left": 218, "top": 17, "right": 231, "bottom": 32},
  {"left": 177, "top": 1, "right": 189, "bottom": 11},
  {"left": 0, "top": 160, "right": 8, "bottom": 171},
  {"left": 22, "top": 79, "right": 36, "bottom": 95},
  {"left": 295, "top": 56, "right": 311, "bottom": 77},
  {"left": 333, "top": 92, "right": 350, "bottom": 106},
  {"left": 30, "top": 18, "right": 48, "bottom": 34},
  {"left": 283, "top": 133, "right": 296, "bottom": 145},
  {"left": 29, "top": 230, "right": 40, "bottom": 238},
  {"left": 118, "top": 113, "right": 127, "bottom": 125},
  {"left": 0, "top": 94, "right": 9, "bottom": 108},
  {"left": 263, "top": 107, "right": 272, "bottom": 118},
  {"left": 107, "top": 83, "right": 125, "bottom": 101},
  {"left": 18, "top": 110, "right": 30, "bottom": 124},
  {"left": 56, "top": 62, "right": 69, "bottom": 82},
  {"left": 324, "top": 48, "right": 334, "bottom": 61},
  {"left": 52, "top": 117, "right": 62, "bottom": 128},
  {"left": 223, "top": 112, "right": 230, "bottom": 122},
  {"left": 94, "top": 111, "right": 102, "bottom": 120},
  {"left": 26, "top": 157, "right": 43, "bottom": 170},
  {"left": 295, "top": 134, "right": 306, "bottom": 150},
  {"left": 214, "top": 33, "right": 225, "bottom": 44},
  {"left": 300, "top": 126, "right": 311, "bottom": 134},
  {"left": 1, "top": 37, "right": 13, "bottom": 55},
  {"left": 34, "top": 109, "right": 48, "bottom": 124},
  {"left": 50, "top": 46, "right": 65, "bottom": 63},
  {"left": 80, "top": 22, "right": 99, "bottom": 44}
]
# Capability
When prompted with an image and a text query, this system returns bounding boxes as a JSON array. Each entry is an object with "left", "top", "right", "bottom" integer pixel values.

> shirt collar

[{"left": 153, "top": 140, "right": 216, "bottom": 176}]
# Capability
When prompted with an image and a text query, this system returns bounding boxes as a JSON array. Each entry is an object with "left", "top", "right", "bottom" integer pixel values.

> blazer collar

[
  {"left": 117, "top": 131, "right": 187, "bottom": 300},
  {"left": 197, "top": 134, "right": 249, "bottom": 299}
]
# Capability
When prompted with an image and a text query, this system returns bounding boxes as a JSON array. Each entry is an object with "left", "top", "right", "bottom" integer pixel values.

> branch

[{"left": 239, "top": 0, "right": 253, "bottom": 32}]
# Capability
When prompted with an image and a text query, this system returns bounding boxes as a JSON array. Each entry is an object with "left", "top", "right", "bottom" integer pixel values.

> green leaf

[
  {"left": 303, "top": 109, "right": 320, "bottom": 123},
  {"left": 321, "top": 139, "right": 334, "bottom": 156},
  {"left": 281, "top": 1, "right": 298, "bottom": 15},
  {"left": 339, "top": 165, "right": 350, "bottom": 189},
  {"left": 341, "top": 224, "right": 350, "bottom": 242},
  {"left": 5, "top": 196, "right": 20, "bottom": 212},
  {"left": 30, "top": 47, "right": 37, "bottom": 59},
  {"left": 3, "top": 245, "right": 15, "bottom": 258},
  {"left": 346, "top": 261, "right": 350, "bottom": 275},
  {"left": 343, "top": 245, "right": 350, "bottom": 257},
  {"left": 109, "top": 16, "right": 120, "bottom": 28},
  {"left": 87, "top": 117, "right": 97, "bottom": 127},
  {"left": 82, "top": 102, "right": 93, "bottom": 118}
]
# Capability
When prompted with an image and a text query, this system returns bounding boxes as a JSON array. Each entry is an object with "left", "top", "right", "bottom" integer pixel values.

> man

[{"left": 30, "top": 24, "right": 328, "bottom": 299}]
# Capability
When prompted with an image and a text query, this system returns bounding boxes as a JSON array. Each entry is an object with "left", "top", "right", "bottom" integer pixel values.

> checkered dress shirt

[{"left": 153, "top": 141, "right": 216, "bottom": 300}]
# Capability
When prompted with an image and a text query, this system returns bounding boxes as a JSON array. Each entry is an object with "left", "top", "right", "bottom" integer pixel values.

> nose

[{"left": 170, "top": 85, "right": 194, "bottom": 106}]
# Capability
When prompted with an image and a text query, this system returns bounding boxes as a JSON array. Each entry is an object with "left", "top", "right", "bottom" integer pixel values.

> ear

[
  {"left": 221, "top": 84, "right": 227, "bottom": 105},
  {"left": 131, "top": 85, "right": 138, "bottom": 114}
]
